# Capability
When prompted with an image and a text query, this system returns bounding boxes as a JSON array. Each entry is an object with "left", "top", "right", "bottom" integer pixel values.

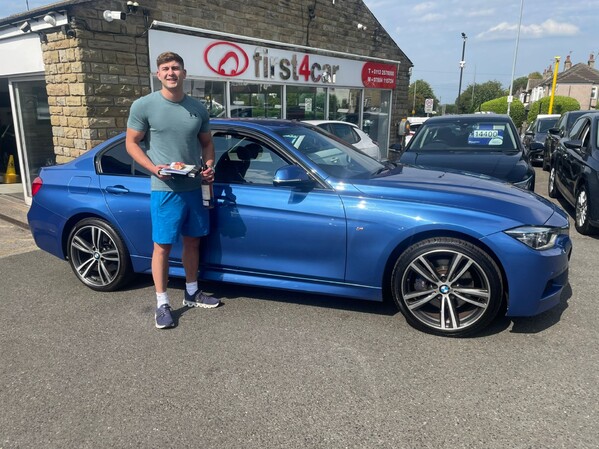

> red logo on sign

[
  {"left": 361, "top": 62, "right": 397, "bottom": 89},
  {"left": 204, "top": 42, "right": 249, "bottom": 77}
]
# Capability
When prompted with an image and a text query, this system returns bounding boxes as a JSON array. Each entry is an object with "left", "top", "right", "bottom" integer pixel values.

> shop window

[
  {"left": 328, "top": 88, "right": 361, "bottom": 122},
  {"left": 363, "top": 89, "right": 391, "bottom": 155},
  {"left": 229, "top": 83, "right": 282, "bottom": 118},
  {"left": 286, "top": 86, "right": 325, "bottom": 120},
  {"left": 152, "top": 77, "right": 226, "bottom": 117}
]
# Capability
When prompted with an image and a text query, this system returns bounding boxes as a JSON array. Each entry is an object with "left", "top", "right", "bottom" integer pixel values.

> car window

[
  {"left": 99, "top": 140, "right": 151, "bottom": 177},
  {"left": 410, "top": 120, "right": 518, "bottom": 151},
  {"left": 580, "top": 124, "right": 591, "bottom": 150},
  {"left": 556, "top": 115, "right": 568, "bottom": 134},
  {"left": 213, "top": 133, "right": 288, "bottom": 185},
  {"left": 569, "top": 117, "right": 587, "bottom": 140},
  {"left": 538, "top": 119, "right": 558, "bottom": 133},
  {"left": 328, "top": 123, "right": 360, "bottom": 144}
]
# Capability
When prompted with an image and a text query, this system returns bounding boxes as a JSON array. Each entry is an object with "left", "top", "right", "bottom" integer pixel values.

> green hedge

[
  {"left": 480, "top": 96, "right": 526, "bottom": 128},
  {"left": 526, "top": 96, "right": 581, "bottom": 122}
]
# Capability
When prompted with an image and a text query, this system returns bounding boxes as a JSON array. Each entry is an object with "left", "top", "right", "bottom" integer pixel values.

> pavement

[{"left": 0, "top": 186, "right": 29, "bottom": 229}]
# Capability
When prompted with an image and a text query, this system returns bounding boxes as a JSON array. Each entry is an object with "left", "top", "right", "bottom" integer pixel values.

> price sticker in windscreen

[{"left": 468, "top": 124, "right": 504, "bottom": 145}]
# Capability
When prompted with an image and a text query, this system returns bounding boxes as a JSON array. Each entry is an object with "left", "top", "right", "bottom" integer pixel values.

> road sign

[{"left": 424, "top": 98, "right": 434, "bottom": 113}]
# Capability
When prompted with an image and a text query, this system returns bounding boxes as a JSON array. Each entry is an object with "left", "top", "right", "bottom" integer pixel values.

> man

[{"left": 126, "top": 51, "right": 220, "bottom": 329}]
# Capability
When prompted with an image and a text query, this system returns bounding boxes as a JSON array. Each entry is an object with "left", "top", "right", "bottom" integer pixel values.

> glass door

[{"left": 9, "top": 78, "right": 54, "bottom": 201}]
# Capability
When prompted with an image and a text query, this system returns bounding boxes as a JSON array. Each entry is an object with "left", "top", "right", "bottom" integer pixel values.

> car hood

[
  {"left": 350, "top": 164, "right": 564, "bottom": 226},
  {"left": 400, "top": 150, "right": 529, "bottom": 183}
]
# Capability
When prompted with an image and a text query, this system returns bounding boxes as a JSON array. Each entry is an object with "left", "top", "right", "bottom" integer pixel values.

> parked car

[
  {"left": 548, "top": 112, "right": 599, "bottom": 234},
  {"left": 542, "top": 110, "right": 599, "bottom": 171},
  {"left": 522, "top": 114, "right": 560, "bottom": 165},
  {"left": 400, "top": 114, "right": 536, "bottom": 191},
  {"left": 27, "top": 119, "right": 571, "bottom": 337},
  {"left": 405, "top": 117, "right": 428, "bottom": 145},
  {"left": 303, "top": 120, "right": 381, "bottom": 160}
]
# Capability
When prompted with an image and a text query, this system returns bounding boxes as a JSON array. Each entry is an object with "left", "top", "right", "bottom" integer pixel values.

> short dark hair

[{"left": 156, "top": 51, "right": 184, "bottom": 68}]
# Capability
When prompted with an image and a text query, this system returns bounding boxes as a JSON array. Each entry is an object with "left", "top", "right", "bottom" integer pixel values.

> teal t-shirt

[{"left": 127, "top": 91, "right": 210, "bottom": 192}]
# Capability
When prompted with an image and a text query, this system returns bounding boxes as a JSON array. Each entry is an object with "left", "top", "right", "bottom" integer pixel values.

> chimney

[
  {"left": 589, "top": 53, "right": 595, "bottom": 69},
  {"left": 564, "top": 55, "right": 572, "bottom": 71}
]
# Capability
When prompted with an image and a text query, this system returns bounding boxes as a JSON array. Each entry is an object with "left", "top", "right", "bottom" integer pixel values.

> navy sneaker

[
  {"left": 155, "top": 304, "right": 175, "bottom": 329},
  {"left": 183, "top": 290, "right": 220, "bottom": 309}
]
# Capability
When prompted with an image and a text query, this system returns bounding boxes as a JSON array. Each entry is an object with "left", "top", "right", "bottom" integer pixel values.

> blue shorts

[{"left": 151, "top": 190, "right": 209, "bottom": 245}]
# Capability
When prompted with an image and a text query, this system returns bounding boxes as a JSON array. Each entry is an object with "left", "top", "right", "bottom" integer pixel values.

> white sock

[
  {"left": 156, "top": 291, "right": 169, "bottom": 308},
  {"left": 186, "top": 281, "right": 198, "bottom": 295}
]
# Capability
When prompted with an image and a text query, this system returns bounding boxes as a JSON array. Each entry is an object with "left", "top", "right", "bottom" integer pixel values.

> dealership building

[{"left": 0, "top": 0, "right": 412, "bottom": 202}]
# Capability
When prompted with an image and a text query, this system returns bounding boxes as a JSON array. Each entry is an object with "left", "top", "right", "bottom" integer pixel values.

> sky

[{"left": 3, "top": 0, "right": 599, "bottom": 105}]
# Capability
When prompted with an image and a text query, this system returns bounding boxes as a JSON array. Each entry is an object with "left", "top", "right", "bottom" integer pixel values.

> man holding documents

[{"left": 126, "top": 51, "right": 220, "bottom": 329}]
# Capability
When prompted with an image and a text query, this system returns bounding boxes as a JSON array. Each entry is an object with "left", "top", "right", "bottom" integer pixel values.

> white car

[
  {"left": 405, "top": 117, "right": 429, "bottom": 145},
  {"left": 303, "top": 120, "right": 382, "bottom": 160}
]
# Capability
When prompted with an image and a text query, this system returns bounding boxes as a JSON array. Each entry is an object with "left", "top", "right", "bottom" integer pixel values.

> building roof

[{"left": 540, "top": 62, "right": 599, "bottom": 86}]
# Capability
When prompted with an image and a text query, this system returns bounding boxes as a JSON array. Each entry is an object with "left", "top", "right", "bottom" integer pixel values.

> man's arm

[{"left": 126, "top": 128, "right": 169, "bottom": 178}]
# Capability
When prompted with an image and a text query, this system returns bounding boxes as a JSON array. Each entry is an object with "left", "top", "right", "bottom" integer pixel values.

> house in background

[{"left": 522, "top": 54, "right": 599, "bottom": 111}]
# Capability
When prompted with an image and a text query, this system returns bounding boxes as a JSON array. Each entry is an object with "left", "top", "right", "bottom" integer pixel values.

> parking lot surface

[{"left": 1, "top": 168, "right": 598, "bottom": 448}]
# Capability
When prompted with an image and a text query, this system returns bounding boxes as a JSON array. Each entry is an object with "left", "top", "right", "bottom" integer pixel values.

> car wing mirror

[
  {"left": 563, "top": 139, "right": 582, "bottom": 150},
  {"left": 548, "top": 127, "right": 559, "bottom": 135},
  {"left": 530, "top": 142, "right": 544, "bottom": 150},
  {"left": 273, "top": 165, "right": 315, "bottom": 188}
]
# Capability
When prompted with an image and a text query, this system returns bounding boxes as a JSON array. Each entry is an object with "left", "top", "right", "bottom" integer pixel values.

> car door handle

[
  {"left": 105, "top": 185, "right": 130, "bottom": 194},
  {"left": 216, "top": 197, "right": 236, "bottom": 206}
]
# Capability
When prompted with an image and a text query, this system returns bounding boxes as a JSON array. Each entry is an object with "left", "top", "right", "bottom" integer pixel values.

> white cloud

[
  {"left": 417, "top": 13, "right": 444, "bottom": 23},
  {"left": 413, "top": 2, "right": 436, "bottom": 13},
  {"left": 476, "top": 19, "right": 579, "bottom": 40}
]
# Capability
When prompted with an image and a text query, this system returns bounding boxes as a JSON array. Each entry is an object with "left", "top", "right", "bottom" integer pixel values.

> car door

[
  {"left": 98, "top": 139, "right": 172, "bottom": 261},
  {"left": 558, "top": 117, "right": 591, "bottom": 204},
  {"left": 204, "top": 130, "right": 347, "bottom": 281}
]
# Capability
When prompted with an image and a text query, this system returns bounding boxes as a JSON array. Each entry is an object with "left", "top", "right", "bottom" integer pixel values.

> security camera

[
  {"left": 103, "top": 10, "right": 126, "bottom": 22},
  {"left": 43, "top": 14, "right": 57, "bottom": 26},
  {"left": 20, "top": 21, "right": 31, "bottom": 32}
]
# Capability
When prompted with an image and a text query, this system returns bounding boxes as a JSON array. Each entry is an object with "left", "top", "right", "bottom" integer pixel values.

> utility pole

[
  {"left": 457, "top": 33, "right": 467, "bottom": 113},
  {"left": 507, "top": 0, "right": 524, "bottom": 115},
  {"left": 548, "top": 56, "right": 561, "bottom": 114}
]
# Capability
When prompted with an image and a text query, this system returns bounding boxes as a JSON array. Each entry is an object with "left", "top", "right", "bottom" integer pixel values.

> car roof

[
  {"left": 535, "top": 114, "right": 560, "bottom": 120},
  {"left": 419, "top": 114, "right": 512, "bottom": 124},
  {"left": 302, "top": 120, "right": 358, "bottom": 128}
]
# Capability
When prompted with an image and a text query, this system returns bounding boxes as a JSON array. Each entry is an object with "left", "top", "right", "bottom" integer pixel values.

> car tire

[
  {"left": 548, "top": 165, "right": 560, "bottom": 199},
  {"left": 542, "top": 149, "right": 550, "bottom": 171},
  {"left": 67, "top": 217, "right": 132, "bottom": 292},
  {"left": 391, "top": 237, "right": 504, "bottom": 337},
  {"left": 575, "top": 186, "right": 596, "bottom": 235}
]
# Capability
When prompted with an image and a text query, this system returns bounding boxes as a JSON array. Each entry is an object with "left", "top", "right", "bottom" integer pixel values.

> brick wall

[{"left": 42, "top": 0, "right": 411, "bottom": 162}]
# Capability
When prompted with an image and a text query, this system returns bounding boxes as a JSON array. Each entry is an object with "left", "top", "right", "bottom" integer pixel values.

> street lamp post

[
  {"left": 507, "top": 0, "right": 524, "bottom": 116},
  {"left": 457, "top": 32, "right": 467, "bottom": 113}
]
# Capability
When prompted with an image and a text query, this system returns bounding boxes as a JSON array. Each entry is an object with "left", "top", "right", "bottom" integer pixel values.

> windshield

[
  {"left": 537, "top": 118, "right": 559, "bottom": 133},
  {"left": 273, "top": 125, "right": 383, "bottom": 179},
  {"left": 408, "top": 118, "right": 519, "bottom": 152}
]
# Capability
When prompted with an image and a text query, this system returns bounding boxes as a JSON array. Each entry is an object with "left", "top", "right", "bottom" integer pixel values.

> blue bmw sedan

[{"left": 28, "top": 119, "right": 572, "bottom": 337}]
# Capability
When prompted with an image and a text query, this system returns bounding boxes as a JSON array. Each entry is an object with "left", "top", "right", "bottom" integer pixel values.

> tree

[
  {"left": 480, "top": 96, "right": 526, "bottom": 128},
  {"left": 526, "top": 96, "right": 580, "bottom": 122},
  {"left": 408, "top": 80, "right": 438, "bottom": 116},
  {"left": 457, "top": 80, "right": 507, "bottom": 114}
]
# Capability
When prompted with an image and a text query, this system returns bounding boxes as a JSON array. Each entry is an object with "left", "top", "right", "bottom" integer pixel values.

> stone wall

[{"left": 42, "top": 0, "right": 411, "bottom": 162}]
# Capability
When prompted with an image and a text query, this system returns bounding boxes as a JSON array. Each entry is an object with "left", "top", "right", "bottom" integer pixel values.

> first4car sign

[{"left": 149, "top": 30, "right": 397, "bottom": 89}]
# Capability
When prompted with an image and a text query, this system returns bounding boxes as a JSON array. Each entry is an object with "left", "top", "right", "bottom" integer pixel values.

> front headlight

[{"left": 505, "top": 226, "right": 569, "bottom": 250}]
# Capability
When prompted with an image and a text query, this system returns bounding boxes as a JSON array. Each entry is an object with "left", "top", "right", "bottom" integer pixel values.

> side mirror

[
  {"left": 273, "top": 165, "right": 315, "bottom": 188},
  {"left": 563, "top": 139, "right": 582, "bottom": 150},
  {"left": 530, "top": 142, "right": 544, "bottom": 151},
  {"left": 548, "top": 127, "right": 559, "bottom": 135}
]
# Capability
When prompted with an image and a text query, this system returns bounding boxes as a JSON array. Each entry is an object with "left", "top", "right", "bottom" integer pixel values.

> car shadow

[{"left": 125, "top": 274, "right": 570, "bottom": 336}]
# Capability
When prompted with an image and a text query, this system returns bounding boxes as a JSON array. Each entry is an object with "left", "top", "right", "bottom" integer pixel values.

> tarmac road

[{"left": 0, "top": 168, "right": 598, "bottom": 448}]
